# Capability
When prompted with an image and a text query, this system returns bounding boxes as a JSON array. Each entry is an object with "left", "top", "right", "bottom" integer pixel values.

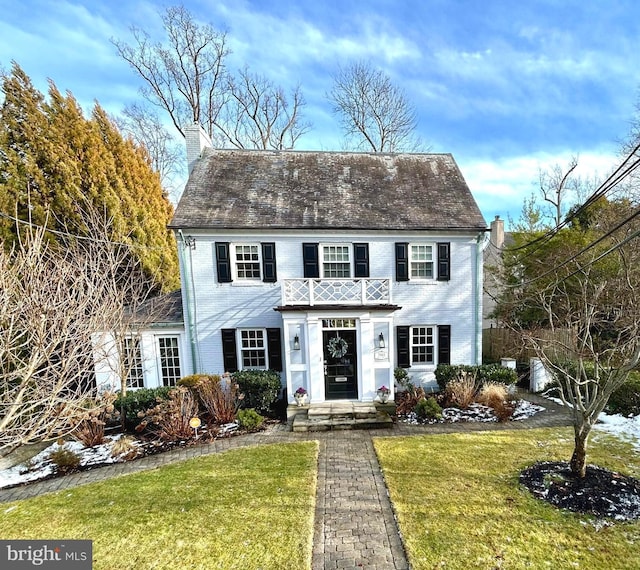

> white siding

[{"left": 179, "top": 229, "right": 482, "bottom": 398}]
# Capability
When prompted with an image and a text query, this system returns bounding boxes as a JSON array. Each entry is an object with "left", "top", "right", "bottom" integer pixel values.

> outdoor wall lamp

[
  {"left": 293, "top": 334, "right": 300, "bottom": 350},
  {"left": 378, "top": 333, "right": 385, "bottom": 349}
]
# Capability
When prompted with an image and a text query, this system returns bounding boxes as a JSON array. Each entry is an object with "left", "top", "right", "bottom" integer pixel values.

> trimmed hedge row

[
  {"left": 434, "top": 364, "right": 518, "bottom": 391},
  {"left": 232, "top": 369, "right": 282, "bottom": 416}
]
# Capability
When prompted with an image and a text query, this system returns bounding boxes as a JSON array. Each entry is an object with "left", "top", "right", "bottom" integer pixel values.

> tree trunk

[{"left": 569, "top": 425, "right": 590, "bottom": 478}]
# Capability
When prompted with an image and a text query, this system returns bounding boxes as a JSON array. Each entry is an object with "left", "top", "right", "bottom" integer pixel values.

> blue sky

[{"left": 1, "top": 0, "right": 639, "bottom": 226}]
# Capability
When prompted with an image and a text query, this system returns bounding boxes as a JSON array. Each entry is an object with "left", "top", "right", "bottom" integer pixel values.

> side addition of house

[{"left": 161, "top": 125, "right": 487, "bottom": 405}]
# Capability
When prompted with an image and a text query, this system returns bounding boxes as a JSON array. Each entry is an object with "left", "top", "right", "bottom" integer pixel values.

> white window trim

[
  {"left": 409, "top": 242, "right": 435, "bottom": 281},
  {"left": 156, "top": 335, "right": 182, "bottom": 387},
  {"left": 237, "top": 328, "right": 269, "bottom": 370},
  {"left": 123, "top": 336, "right": 145, "bottom": 389},
  {"left": 410, "top": 325, "right": 437, "bottom": 367},
  {"left": 231, "top": 242, "right": 262, "bottom": 282},
  {"left": 320, "top": 243, "right": 353, "bottom": 279}
]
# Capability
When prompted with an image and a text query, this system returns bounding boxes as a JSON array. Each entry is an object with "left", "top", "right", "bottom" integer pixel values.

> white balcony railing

[{"left": 282, "top": 278, "right": 391, "bottom": 306}]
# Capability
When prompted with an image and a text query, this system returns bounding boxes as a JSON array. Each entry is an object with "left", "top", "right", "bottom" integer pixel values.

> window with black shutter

[
  {"left": 221, "top": 329, "right": 238, "bottom": 372},
  {"left": 262, "top": 242, "right": 277, "bottom": 282},
  {"left": 395, "top": 243, "right": 409, "bottom": 281},
  {"left": 437, "top": 242, "right": 451, "bottom": 281},
  {"left": 302, "top": 243, "right": 319, "bottom": 278},
  {"left": 215, "top": 243, "right": 233, "bottom": 283},
  {"left": 266, "top": 328, "right": 283, "bottom": 372},
  {"left": 396, "top": 326, "right": 410, "bottom": 368},
  {"left": 438, "top": 325, "right": 451, "bottom": 365},
  {"left": 354, "top": 243, "right": 370, "bottom": 278}
]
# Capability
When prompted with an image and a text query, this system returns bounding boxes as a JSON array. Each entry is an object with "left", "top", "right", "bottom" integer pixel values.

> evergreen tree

[{"left": 0, "top": 62, "right": 178, "bottom": 291}]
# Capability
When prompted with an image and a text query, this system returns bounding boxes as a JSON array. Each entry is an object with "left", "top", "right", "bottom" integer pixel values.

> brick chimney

[
  {"left": 185, "top": 122, "right": 212, "bottom": 175},
  {"left": 490, "top": 215, "right": 504, "bottom": 249}
]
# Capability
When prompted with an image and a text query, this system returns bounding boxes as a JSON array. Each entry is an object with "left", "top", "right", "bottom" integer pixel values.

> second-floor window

[
  {"left": 234, "top": 244, "right": 261, "bottom": 280},
  {"left": 410, "top": 244, "right": 434, "bottom": 279},
  {"left": 322, "top": 244, "right": 351, "bottom": 278}
]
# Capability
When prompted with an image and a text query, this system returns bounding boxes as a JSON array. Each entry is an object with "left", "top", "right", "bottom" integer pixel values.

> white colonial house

[{"left": 96, "top": 125, "right": 488, "bottom": 405}]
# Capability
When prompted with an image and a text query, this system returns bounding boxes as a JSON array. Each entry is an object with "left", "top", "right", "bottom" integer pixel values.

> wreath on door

[{"left": 327, "top": 336, "right": 348, "bottom": 359}]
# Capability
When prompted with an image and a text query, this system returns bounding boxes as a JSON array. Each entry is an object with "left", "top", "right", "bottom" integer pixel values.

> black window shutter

[
  {"left": 266, "top": 328, "right": 283, "bottom": 372},
  {"left": 262, "top": 242, "right": 277, "bottom": 283},
  {"left": 437, "top": 242, "right": 450, "bottom": 281},
  {"left": 395, "top": 243, "right": 409, "bottom": 281},
  {"left": 215, "top": 242, "right": 233, "bottom": 283},
  {"left": 302, "top": 243, "right": 319, "bottom": 278},
  {"left": 438, "top": 325, "right": 451, "bottom": 365},
  {"left": 354, "top": 243, "right": 370, "bottom": 278},
  {"left": 221, "top": 329, "right": 238, "bottom": 372},
  {"left": 396, "top": 326, "right": 410, "bottom": 368}
]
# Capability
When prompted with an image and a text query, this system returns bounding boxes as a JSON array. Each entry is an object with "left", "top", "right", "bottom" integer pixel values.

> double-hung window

[
  {"left": 234, "top": 244, "right": 261, "bottom": 280},
  {"left": 322, "top": 244, "right": 351, "bottom": 278},
  {"left": 240, "top": 329, "right": 267, "bottom": 369},
  {"left": 411, "top": 326, "right": 435, "bottom": 365},
  {"left": 123, "top": 337, "right": 144, "bottom": 389},
  {"left": 410, "top": 244, "right": 434, "bottom": 280}
]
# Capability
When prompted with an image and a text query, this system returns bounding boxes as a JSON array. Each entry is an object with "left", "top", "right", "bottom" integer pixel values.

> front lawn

[
  {"left": 0, "top": 441, "right": 318, "bottom": 570},
  {"left": 374, "top": 428, "right": 640, "bottom": 569}
]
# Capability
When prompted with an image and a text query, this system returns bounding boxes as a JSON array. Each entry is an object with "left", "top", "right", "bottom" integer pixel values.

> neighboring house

[{"left": 96, "top": 124, "right": 488, "bottom": 404}]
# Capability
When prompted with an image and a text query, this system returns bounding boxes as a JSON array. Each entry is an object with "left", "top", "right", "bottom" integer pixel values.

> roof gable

[{"left": 170, "top": 150, "right": 487, "bottom": 231}]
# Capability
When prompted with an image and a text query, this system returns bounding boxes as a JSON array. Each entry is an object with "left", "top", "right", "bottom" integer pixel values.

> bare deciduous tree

[
  {"left": 0, "top": 213, "right": 153, "bottom": 456},
  {"left": 216, "top": 68, "right": 310, "bottom": 150},
  {"left": 112, "top": 5, "right": 309, "bottom": 150},
  {"left": 496, "top": 199, "right": 640, "bottom": 477},
  {"left": 327, "top": 61, "right": 422, "bottom": 152},
  {"left": 114, "top": 103, "right": 184, "bottom": 198},
  {"left": 539, "top": 157, "right": 579, "bottom": 227}
]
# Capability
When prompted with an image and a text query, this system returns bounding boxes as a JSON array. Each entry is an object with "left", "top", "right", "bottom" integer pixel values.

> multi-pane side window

[
  {"left": 234, "top": 244, "right": 261, "bottom": 280},
  {"left": 322, "top": 245, "right": 351, "bottom": 278},
  {"left": 410, "top": 244, "right": 434, "bottom": 279},
  {"left": 158, "top": 336, "right": 181, "bottom": 386},
  {"left": 411, "top": 326, "right": 435, "bottom": 364},
  {"left": 240, "top": 329, "right": 267, "bottom": 369},
  {"left": 123, "top": 337, "right": 144, "bottom": 389}
]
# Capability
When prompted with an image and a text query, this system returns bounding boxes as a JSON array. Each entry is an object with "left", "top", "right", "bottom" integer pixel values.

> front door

[{"left": 323, "top": 330, "right": 358, "bottom": 399}]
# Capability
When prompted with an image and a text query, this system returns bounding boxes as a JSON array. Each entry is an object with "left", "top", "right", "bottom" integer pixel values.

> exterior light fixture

[
  {"left": 293, "top": 334, "right": 300, "bottom": 350},
  {"left": 378, "top": 333, "right": 385, "bottom": 349}
]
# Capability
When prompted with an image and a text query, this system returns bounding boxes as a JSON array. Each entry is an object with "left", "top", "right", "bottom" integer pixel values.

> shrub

[
  {"left": 607, "top": 372, "right": 640, "bottom": 417},
  {"left": 178, "top": 374, "right": 210, "bottom": 388},
  {"left": 414, "top": 397, "right": 442, "bottom": 421},
  {"left": 48, "top": 446, "right": 81, "bottom": 473},
  {"left": 237, "top": 408, "right": 264, "bottom": 430},
  {"left": 115, "top": 387, "right": 172, "bottom": 430},
  {"left": 444, "top": 371, "right": 477, "bottom": 409},
  {"left": 73, "top": 391, "right": 119, "bottom": 447},
  {"left": 435, "top": 364, "right": 517, "bottom": 391},
  {"left": 476, "top": 382, "right": 508, "bottom": 409},
  {"left": 196, "top": 374, "right": 241, "bottom": 424},
  {"left": 136, "top": 387, "right": 199, "bottom": 441},
  {"left": 396, "top": 385, "right": 426, "bottom": 415},
  {"left": 394, "top": 367, "right": 413, "bottom": 390},
  {"left": 110, "top": 436, "right": 140, "bottom": 461},
  {"left": 493, "top": 399, "right": 516, "bottom": 422},
  {"left": 232, "top": 370, "right": 282, "bottom": 416}
]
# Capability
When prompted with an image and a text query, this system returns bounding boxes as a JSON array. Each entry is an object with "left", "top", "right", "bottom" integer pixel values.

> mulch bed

[{"left": 520, "top": 461, "right": 640, "bottom": 521}]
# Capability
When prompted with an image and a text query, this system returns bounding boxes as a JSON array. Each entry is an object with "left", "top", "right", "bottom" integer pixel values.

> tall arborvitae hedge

[{"left": 0, "top": 62, "right": 179, "bottom": 291}]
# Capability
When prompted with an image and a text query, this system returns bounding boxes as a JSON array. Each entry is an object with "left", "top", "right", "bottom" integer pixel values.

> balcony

[{"left": 282, "top": 278, "right": 391, "bottom": 306}]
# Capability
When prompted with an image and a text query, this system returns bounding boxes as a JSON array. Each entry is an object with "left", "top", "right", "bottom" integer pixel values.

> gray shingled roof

[{"left": 170, "top": 149, "right": 487, "bottom": 231}]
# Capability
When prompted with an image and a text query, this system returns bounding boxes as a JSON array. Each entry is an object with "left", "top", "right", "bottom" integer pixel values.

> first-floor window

[
  {"left": 158, "top": 336, "right": 181, "bottom": 386},
  {"left": 411, "top": 326, "right": 434, "bottom": 364},
  {"left": 240, "top": 329, "right": 267, "bottom": 369},
  {"left": 123, "top": 337, "right": 144, "bottom": 389}
]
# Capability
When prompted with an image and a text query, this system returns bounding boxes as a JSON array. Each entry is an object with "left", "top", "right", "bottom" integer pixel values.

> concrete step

[{"left": 291, "top": 407, "right": 393, "bottom": 432}]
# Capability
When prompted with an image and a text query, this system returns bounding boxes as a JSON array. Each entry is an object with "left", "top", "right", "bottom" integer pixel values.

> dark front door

[{"left": 323, "top": 330, "right": 358, "bottom": 399}]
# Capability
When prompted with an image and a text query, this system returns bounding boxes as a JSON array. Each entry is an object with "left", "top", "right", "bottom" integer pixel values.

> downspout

[
  {"left": 475, "top": 232, "right": 489, "bottom": 365},
  {"left": 177, "top": 230, "right": 199, "bottom": 374}
]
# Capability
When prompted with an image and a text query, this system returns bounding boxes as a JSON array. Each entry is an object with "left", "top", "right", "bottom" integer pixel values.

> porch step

[{"left": 291, "top": 402, "right": 393, "bottom": 432}]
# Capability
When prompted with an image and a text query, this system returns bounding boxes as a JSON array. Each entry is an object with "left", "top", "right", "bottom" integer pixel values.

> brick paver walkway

[{"left": 0, "top": 392, "right": 572, "bottom": 569}]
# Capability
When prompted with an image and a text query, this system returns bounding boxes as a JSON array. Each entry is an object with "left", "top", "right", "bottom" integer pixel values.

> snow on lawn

[{"left": 594, "top": 413, "right": 640, "bottom": 451}]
